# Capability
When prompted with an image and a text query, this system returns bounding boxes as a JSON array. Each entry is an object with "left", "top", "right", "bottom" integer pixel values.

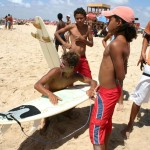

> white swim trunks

[{"left": 130, "top": 64, "right": 150, "bottom": 106}]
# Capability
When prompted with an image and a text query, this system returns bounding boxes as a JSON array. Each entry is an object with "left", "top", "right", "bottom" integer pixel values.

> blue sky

[{"left": 0, "top": 0, "right": 149, "bottom": 27}]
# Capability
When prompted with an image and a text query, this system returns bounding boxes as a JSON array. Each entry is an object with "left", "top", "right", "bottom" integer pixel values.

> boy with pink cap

[{"left": 89, "top": 6, "right": 137, "bottom": 150}]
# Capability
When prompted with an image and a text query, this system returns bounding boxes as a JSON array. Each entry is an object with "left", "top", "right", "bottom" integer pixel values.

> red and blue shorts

[
  {"left": 89, "top": 86, "right": 121, "bottom": 145},
  {"left": 74, "top": 55, "right": 92, "bottom": 79}
]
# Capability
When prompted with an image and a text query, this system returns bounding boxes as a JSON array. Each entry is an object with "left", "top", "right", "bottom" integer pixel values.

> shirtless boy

[
  {"left": 34, "top": 51, "right": 97, "bottom": 132},
  {"left": 89, "top": 6, "right": 137, "bottom": 150},
  {"left": 102, "top": 32, "right": 130, "bottom": 111},
  {"left": 55, "top": 13, "right": 66, "bottom": 52},
  {"left": 65, "top": 15, "right": 71, "bottom": 44},
  {"left": 55, "top": 7, "right": 93, "bottom": 79},
  {"left": 66, "top": 15, "right": 71, "bottom": 25}
]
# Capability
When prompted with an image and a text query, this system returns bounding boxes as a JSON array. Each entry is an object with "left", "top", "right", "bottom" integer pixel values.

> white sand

[{"left": 0, "top": 24, "right": 150, "bottom": 150}]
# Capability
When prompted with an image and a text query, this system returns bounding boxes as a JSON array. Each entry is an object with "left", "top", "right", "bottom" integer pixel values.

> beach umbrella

[
  {"left": 96, "top": 15, "right": 107, "bottom": 23},
  {"left": 86, "top": 13, "right": 96, "bottom": 21}
]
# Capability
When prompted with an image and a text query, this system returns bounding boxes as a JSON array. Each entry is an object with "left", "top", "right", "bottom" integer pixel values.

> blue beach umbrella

[{"left": 96, "top": 15, "right": 107, "bottom": 23}]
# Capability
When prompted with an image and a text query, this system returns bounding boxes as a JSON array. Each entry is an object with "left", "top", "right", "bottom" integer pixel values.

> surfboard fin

[
  {"left": 42, "top": 36, "right": 51, "bottom": 42},
  {"left": 31, "top": 32, "right": 40, "bottom": 40},
  {"left": 32, "top": 22, "right": 41, "bottom": 29},
  {"left": 29, "top": 119, "right": 41, "bottom": 134}
]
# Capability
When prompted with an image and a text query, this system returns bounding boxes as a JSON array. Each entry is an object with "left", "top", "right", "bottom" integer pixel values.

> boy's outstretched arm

[
  {"left": 137, "top": 35, "right": 149, "bottom": 70},
  {"left": 75, "top": 26, "right": 93, "bottom": 47},
  {"left": 54, "top": 25, "right": 72, "bottom": 49},
  {"left": 34, "top": 69, "right": 61, "bottom": 104},
  {"left": 77, "top": 74, "right": 97, "bottom": 99}
]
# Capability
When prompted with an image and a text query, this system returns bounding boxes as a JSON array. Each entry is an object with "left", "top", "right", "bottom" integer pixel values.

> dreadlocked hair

[
  {"left": 113, "top": 15, "right": 137, "bottom": 42},
  {"left": 62, "top": 52, "right": 80, "bottom": 67}
]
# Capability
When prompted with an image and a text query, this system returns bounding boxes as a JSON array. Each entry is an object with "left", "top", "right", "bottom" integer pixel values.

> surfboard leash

[
  {"left": 9, "top": 114, "right": 25, "bottom": 133},
  {"left": 3, "top": 100, "right": 93, "bottom": 145},
  {"left": 0, "top": 99, "right": 93, "bottom": 145},
  {"left": 0, "top": 113, "right": 26, "bottom": 135}
]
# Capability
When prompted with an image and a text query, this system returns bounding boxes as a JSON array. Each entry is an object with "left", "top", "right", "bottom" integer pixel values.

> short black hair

[
  {"left": 57, "top": 13, "right": 63, "bottom": 20},
  {"left": 74, "top": 7, "right": 86, "bottom": 17},
  {"left": 61, "top": 52, "right": 79, "bottom": 67}
]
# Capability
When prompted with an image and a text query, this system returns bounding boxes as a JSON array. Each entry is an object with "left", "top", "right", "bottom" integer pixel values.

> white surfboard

[
  {"left": 0, "top": 85, "right": 90, "bottom": 133},
  {"left": 31, "top": 16, "right": 60, "bottom": 69}
]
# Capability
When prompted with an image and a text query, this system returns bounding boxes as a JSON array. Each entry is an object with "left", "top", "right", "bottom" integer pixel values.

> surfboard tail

[
  {"left": 29, "top": 119, "right": 41, "bottom": 134},
  {"left": 33, "top": 16, "right": 60, "bottom": 68}
]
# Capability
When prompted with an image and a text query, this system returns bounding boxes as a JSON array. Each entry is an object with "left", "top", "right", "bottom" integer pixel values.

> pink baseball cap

[
  {"left": 144, "top": 21, "right": 150, "bottom": 35},
  {"left": 102, "top": 6, "right": 135, "bottom": 23}
]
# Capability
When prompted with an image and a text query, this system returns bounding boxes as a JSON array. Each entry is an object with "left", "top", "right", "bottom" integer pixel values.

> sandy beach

[{"left": 0, "top": 24, "right": 150, "bottom": 150}]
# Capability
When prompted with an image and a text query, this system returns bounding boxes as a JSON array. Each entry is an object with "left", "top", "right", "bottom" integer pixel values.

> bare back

[
  {"left": 44, "top": 68, "right": 80, "bottom": 92},
  {"left": 56, "top": 20, "right": 66, "bottom": 31},
  {"left": 99, "top": 35, "right": 130, "bottom": 89}
]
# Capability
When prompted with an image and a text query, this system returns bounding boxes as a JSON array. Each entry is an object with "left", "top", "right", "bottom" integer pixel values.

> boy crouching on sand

[{"left": 34, "top": 51, "right": 97, "bottom": 133}]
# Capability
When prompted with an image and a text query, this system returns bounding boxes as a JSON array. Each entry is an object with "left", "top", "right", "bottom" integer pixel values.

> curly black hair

[
  {"left": 61, "top": 52, "right": 80, "bottom": 67},
  {"left": 74, "top": 7, "right": 86, "bottom": 17},
  {"left": 113, "top": 15, "right": 137, "bottom": 42}
]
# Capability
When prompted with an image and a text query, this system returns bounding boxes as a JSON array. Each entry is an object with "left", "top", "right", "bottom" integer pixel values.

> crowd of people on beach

[
  {"left": 32, "top": 5, "right": 150, "bottom": 150},
  {"left": 4, "top": 14, "right": 13, "bottom": 30}
]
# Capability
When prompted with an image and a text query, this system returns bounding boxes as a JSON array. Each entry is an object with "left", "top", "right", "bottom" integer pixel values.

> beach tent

[
  {"left": 96, "top": 15, "right": 107, "bottom": 23},
  {"left": 87, "top": 3, "right": 110, "bottom": 13},
  {"left": 86, "top": 13, "right": 96, "bottom": 21},
  {"left": 86, "top": 3, "right": 110, "bottom": 30}
]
